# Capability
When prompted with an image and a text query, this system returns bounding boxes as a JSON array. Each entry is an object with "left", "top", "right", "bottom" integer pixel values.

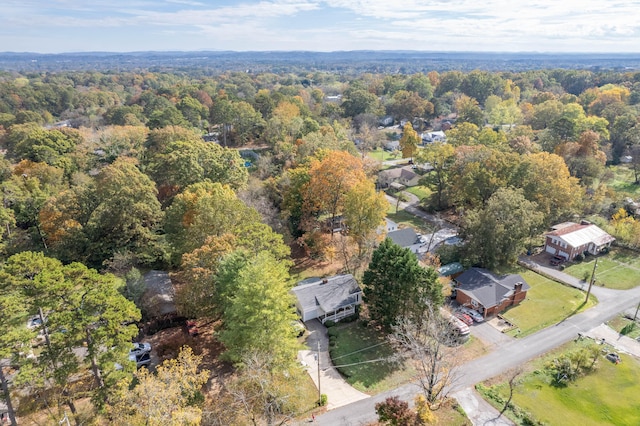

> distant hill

[{"left": 0, "top": 50, "right": 639, "bottom": 73}]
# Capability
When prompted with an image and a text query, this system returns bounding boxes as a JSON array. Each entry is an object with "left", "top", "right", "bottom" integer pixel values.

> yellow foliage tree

[{"left": 108, "top": 346, "right": 209, "bottom": 426}]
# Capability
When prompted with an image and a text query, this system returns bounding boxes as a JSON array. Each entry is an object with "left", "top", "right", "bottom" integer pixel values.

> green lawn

[
  {"left": 607, "top": 315, "right": 640, "bottom": 339},
  {"left": 601, "top": 164, "right": 640, "bottom": 197},
  {"left": 562, "top": 248, "right": 640, "bottom": 290},
  {"left": 328, "top": 321, "right": 415, "bottom": 394},
  {"left": 478, "top": 340, "right": 640, "bottom": 425},
  {"left": 386, "top": 208, "right": 433, "bottom": 234},
  {"left": 404, "top": 185, "right": 431, "bottom": 202},
  {"left": 501, "top": 270, "right": 596, "bottom": 337},
  {"left": 368, "top": 149, "right": 402, "bottom": 163}
]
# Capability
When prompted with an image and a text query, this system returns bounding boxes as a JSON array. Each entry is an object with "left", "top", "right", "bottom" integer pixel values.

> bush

[
  {"left": 324, "top": 320, "right": 336, "bottom": 328},
  {"left": 621, "top": 322, "right": 636, "bottom": 335},
  {"left": 575, "top": 253, "right": 585, "bottom": 262},
  {"left": 601, "top": 246, "right": 610, "bottom": 254},
  {"left": 319, "top": 394, "right": 328, "bottom": 407}
]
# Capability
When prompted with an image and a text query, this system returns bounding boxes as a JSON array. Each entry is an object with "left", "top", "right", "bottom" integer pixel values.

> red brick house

[
  {"left": 545, "top": 221, "right": 615, "bottom": 260},
  {"left": 454, "top": 268, "right": 529, "bottom": 318}
]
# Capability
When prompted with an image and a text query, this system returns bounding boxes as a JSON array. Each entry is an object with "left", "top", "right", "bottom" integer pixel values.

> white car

[
  {"left": 26, "top": 316, "right": 43, "bottom": 330},
  {"left": 130, "top": 342, "right": 151, "bottom": 357},
  {"left": 458, "top": 307, "right": 484, "bottom": 323}
]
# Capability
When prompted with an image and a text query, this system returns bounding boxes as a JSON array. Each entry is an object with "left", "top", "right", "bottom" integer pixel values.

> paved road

[{"left": 311, "top": 262, "right": 640, "bottom": 426}]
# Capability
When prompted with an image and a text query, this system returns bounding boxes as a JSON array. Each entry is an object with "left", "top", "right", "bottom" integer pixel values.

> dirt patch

[
  {"left": 487, "top": 316, "right": 516, "bottom": 333},
  {"left": 140, "top": 319, "right": 233, "bottom": 393}
]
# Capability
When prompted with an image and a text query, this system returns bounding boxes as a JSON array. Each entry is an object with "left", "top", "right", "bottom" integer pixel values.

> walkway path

[
  {"left": 298, "top": 320, "right": 369, "bottom": 411},
  {"left": 452, "top": 388, "right": 514, "bottom": 426},
  {"left": 586, "top": 323, "right": 640, "bottom": 357}
]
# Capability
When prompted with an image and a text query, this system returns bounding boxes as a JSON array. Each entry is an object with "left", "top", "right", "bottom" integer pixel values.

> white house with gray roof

[
  {"left": 387, "top": 228, "right": 427, "bottom": 254},
  {"left": 291, "top": 275, "right": 362, "bottom": 324}
]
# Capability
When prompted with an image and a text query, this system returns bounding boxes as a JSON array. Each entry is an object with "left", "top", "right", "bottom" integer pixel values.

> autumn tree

[
  {"left": 399, "top": 122, "right": 420, "bottom": 159},
  {"left": 363, "top": 239, "right": 443, "bottom": 330},
  {"left": 209, "top": 350, "right": 311, "bottom": 426},
  {"left": 146, "top": 140, "right": 248, "bottom": 203},
  {"left": 416, "top": 142, "right": 455, "bottom": 210},
  {"left": 85, "top": 158, "right": 166, "bottom": 267},
  {"left": 461, "top": 187, "right": 544, "bottom": 268},
  {"left": 342, "top": 179, "right": 387, "bottom": 256},
  {"left": 108, "top": 346, "right": 209, "bottom": 426},
  {"left": 164, "top": 181, "right": 260, "bottom": 263},
  {"left": 555, "top": 130, "right": 606, "bottom": 185},
  {"left": 302, "top": 150, "right": 368, "bottom": 236}
]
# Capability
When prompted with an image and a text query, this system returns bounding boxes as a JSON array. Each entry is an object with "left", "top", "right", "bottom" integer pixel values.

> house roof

[
  {"left": 547, "top": 222, "right": 615, "bottom": 248},
  {"left": 291, "top": 274, "right": 361, "bottom": 314},
  {"left": 387, "top": 228, "right": 420, "bottom": 248},
  {"left": 455, "top": 267, "right": 530, "bottom": 309},
  {"left": 379, "top": 166, "right": 419, "bottom": 181},
  {"left": 143, "top": 270, "right": 176, "bottom": 316}
]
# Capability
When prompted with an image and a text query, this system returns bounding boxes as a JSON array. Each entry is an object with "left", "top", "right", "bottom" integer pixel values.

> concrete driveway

[
  {"left": 453, "top": 388, "right": 514, "bottom": 426},
  {"left": 298, "top": 320, "right": 369, "bottom": 410}
]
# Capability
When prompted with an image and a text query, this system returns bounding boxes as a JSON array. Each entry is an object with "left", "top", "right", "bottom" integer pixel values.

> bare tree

[
  {"left": 205, "top": 351, "right": 302, "bottom": 426},
  {"left": 389, "top": 304, "right": 462, "bottom": 405},
  {"left": 500, "top": 368, "right": 523, "bottom": 416}
]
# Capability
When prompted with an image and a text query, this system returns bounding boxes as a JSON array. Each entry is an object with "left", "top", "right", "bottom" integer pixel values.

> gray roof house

[
  {"left": 454, "top": 268, "right": 530, "bottom": 318},
  {"left": 142, "top": 270, "right": 177, "bottom": 317},
  {"left": 291, "top": 275, "right": 362, "bottom": 324},
  {"left": 387, "top": 228, "right": 426, "bottom": 255},
  {"left": 378, "top": 166, "right": 421, "bottom": 189}
]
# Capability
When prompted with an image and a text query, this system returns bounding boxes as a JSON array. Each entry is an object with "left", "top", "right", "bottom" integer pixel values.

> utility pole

[
  {"left": 585, "top": 258, "right": 598, "bottom": 304},
  {"left": 316, "top": 340, "right": 321, "bottom": 405},
  {"left": 633, "top": 299, "right": 640, "bottom": 322}
]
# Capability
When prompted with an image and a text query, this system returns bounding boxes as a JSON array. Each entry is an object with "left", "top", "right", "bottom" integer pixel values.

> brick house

[
  {"left": 454, "top": 268, "right": 529, "bottom": 318},
  {"left": 545, "top": 221, "right": 615, "bottom": 260}
]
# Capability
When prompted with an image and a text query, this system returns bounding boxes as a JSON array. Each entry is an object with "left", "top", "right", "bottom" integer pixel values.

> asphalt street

[{"left": 310, "top": 197, "right": 640, "bottom": 425}]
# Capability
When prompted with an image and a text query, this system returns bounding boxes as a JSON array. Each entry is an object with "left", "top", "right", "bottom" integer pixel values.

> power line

[
  {"left": 329, "top": 356, "right": 397, "bottom": 370},
  {"left": 330, "top": 342, "right": 388, "bottom": 361}
]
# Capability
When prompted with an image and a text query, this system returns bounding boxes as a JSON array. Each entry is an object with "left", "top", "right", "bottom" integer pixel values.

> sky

[{"left": 2, "top": 0, "right": 640, "bottom": 54}]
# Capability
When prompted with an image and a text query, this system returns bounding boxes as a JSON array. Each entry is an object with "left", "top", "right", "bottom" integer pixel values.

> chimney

[{"left": 514, "top": 282, "right": 523, "bottom": 293}]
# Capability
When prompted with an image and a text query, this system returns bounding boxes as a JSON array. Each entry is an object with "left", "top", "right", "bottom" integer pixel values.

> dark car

[
  {"left": 605, "top": 353, "right": 621, "bottom": 364},
  {"left": 550, "top": 255, "right": 565, "bottom": 266}
]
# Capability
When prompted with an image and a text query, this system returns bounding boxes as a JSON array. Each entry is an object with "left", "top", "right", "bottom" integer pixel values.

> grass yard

[
  {"left": 501, "top": 270, "right": 596, "bottom": 337},
  {"left": 386, "top": 206, "right": 433, "bottom": 234},
  {"left": 368, "top": 149, "right": 402, "bottom": 163},
  {"left": 607, "top": 315, "right": 640, "bottom": 339},
  {"left": 562, "top": 248, "right": 640, "bottom": 290},
  {"left": 404, "top": 185, "right": 431, "bottom": 202},
  {"left": 478, "top": 340, "right": 640, "bottom": 425},
  {"left": 601, "top": 165, "right": 640, "bottom": 197},
  {"left": 328, "top": 321, "right": 415, "bottom": 394}
]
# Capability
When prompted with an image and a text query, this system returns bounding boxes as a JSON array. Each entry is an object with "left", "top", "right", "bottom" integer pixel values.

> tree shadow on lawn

[{"left": 330, "top": 322, "right": 407, "bottom": 392}]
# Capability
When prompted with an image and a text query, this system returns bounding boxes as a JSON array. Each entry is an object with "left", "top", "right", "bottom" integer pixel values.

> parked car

[
  {"left": 605, "top": 353, "right": 621, "bottom": 364},
  {"left": 26, "top": 316, "right": 43, "bottom": 330},
  {"left": 454, "top": 313, "right": 473, "bottom": 326},
  {"left": 458, "top": 307, "right": 484, "bottom": 323},
  {"left": 130, "top": 352, "right": 151, "bottom": 369},
  {"left": 550, "top": 255, "right": 565, "bottom": 266},
  {"left": 129, "top": 342, "right": 151, "bottom": 357}
]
